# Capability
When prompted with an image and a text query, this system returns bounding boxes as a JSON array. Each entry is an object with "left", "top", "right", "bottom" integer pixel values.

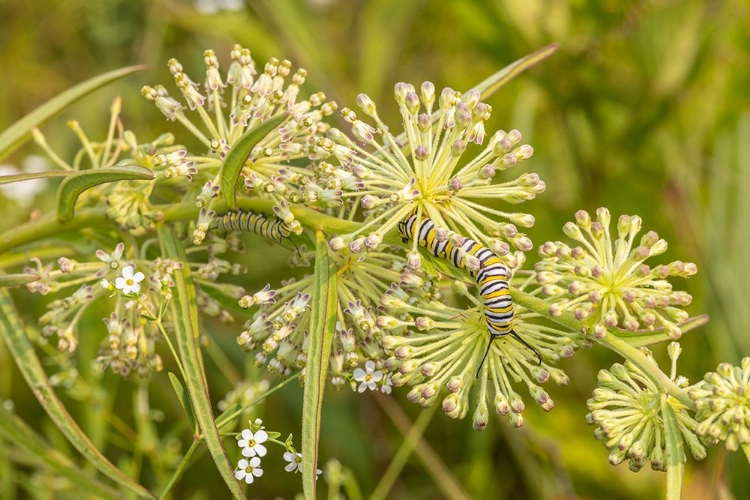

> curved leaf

[
  {"left": 0, "top": 170, "right": 70, "bottom": 185},
  {"left": 0, "top": 289, "right": 155, "bottom": 499},
  {"left": 471, "top": 43, "right": 560, "bottom": 100},
  {"left": 0, "top": 273, "right": 40, "bottom": 288},
  {"left": 0, "top": 403, "right": 121, "bottom": 499},
  {"left": 302, "top": 230, "right": 338, "bottom": 499},
  {"left": 0, "top": 65, "right": 146, "bottom": 161},
  {"left": 158, "top": 227, "right": 247, "bottom": 500},
  {"left": 219, "top": 113, "right": 288, "bottom": 209},
  {"left": 56, "top": 164, "right": 154, "bottom": 222}
]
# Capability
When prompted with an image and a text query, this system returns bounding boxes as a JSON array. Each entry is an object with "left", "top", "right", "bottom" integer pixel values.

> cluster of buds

[
  {"left": 536, "top": 208, "right": 696, "bottom": 339},
  {"left": 323, "top": 82, "right": 543, "bottom": 261}
]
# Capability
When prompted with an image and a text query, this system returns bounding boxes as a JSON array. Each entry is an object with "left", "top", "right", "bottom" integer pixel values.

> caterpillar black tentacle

[{"left": 398, "top": 211, "right": 538, "bottom": 377}]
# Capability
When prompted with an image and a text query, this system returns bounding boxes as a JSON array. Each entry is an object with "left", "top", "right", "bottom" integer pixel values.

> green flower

[
  {"left": 587, "top": 350, "right": 705, "bottom": 472},
  {"left": 324, "top": 82, "right": 543, "bottom": 259},
  {"left": 379, "top": 276, "right": 576, "bottom": 430},
  {"left": 536, "top": 208, "right": 696, "bottom": 339},
  {"left": 142, "top": 44, "right": 345, "bottom": 244},
  {"left": 690, "top": 358, "right": 750, "bottom": 451},
  {"left": 236, "top": 249, "right": 403, "bottom": 383}
]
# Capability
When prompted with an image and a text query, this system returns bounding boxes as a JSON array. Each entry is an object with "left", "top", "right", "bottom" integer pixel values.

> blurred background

[{"left": 1, "top": 0, "right": 749, "bottom": 498}]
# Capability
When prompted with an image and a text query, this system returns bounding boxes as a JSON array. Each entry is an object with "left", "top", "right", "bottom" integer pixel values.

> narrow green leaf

[
  {"left": 0, "top": 289, "right": 155, "bottom": 499},
  {"left": 661, "top": 401, "right": 684, "bottom": 500},
  {"left": 471, "top": 43, "right": 560, "bottom": 100},
  {"left": 0, "top": 403, "right": 121, "bottom": 499},
  {"left": 0, "top": 170, "right": 70, "bottom": 185},
  {"left": 301, "top": 230, "right": 338, "bottom": 500},
  {"left": 158, "top": 227, "right": 247, "bottom": 500},
  {"left": 168, "top": 372, "right": 198, "bottom": 433},
  {"left": 612, "top": 314, "right": 709, "bottom": 347},
  {"left": 56, "top": 164, "right": 154, "bottom": 222},
  {"left": 0, "top": 65, "right": 147, "bottom": 161},
  {"left": 0, "top": 273, "right": 40, "bottom": 288},
  {"left": 219, "top": 114, "right": 288, "bottom": 209}
]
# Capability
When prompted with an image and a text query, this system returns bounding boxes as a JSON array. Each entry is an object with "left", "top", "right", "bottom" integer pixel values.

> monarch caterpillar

[
  {"left": 217, "top": 210, "right": 291, "bottom": 243},
  {"left": 398, "top": 211, "right": 539, "bottom": 376}
]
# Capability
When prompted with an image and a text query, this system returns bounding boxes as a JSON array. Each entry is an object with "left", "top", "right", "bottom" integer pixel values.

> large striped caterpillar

[{"left": 398, "top": 211, "right": 538, "bottom": 375}]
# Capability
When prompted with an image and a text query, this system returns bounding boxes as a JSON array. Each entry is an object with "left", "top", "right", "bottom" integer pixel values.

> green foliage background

[{"left": 1, "top": 0, "right": 748, "bottom": 498}]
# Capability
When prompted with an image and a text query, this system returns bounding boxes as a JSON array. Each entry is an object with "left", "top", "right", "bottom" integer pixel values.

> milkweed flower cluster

[
  {"left": 586, "top": 346, "right": 705, "bottom": 472},
  {"left": 536, "top": 208, "right": 696, "bottom": 339},
  {"left": 689, "top": 358, "right": 750, "bottom": 451},
  {"left": 323, "top": 82, "right": 543, "bottom": 260},
  {"left": 141, "top": 45, "right": 352, "bottom": 244},
  {"left": 236, "top": 248, "right": 402, "bottom": 384},
  {"left": 23, "top": 241, "right": 246, "bottom": 378},
  {"left": 378, "top": 272, "right": 578, "bottom": 430}
]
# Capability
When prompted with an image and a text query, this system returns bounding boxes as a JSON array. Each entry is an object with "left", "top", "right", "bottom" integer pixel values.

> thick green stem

[
  {"left": 511, "top": 290, "right": 695, "bottom": 410},
  {"left": 0, "top": 199, "right": 365, "bottom": 255}
]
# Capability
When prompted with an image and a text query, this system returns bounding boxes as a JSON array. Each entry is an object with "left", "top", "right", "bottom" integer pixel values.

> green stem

[
  {"left": 370, "top": 403, "right": 437, "bottom": 500},
  {"left": 0, "top": 199, "right": 366, "bottom": 255},
  {"left": 158, "top": 441, "right": 199, "bottom": 500},
  {"left": 662, "top": 400, "right": 684, "bottom": 500},
  {"left": 511, "top": 290, "right": 695, "bottom": 409}
]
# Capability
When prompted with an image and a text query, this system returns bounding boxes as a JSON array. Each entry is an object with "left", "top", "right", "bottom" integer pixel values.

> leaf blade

[
  {"left": 0, "top": 273, "right": 40, "bottom": 288},
  {"left": 471, "top": 43, "right": 560, "bottom": 100},
  {"left": 219, "top": 114, "right": 288, "bottom": 209},
  {"left": 0, "top": 403, "right": 121, "bottom": 499},
  {"left": 301, "top": 230, "right": 338, "bottom": 499},
  {"left": 0, "top": 65, "right": 146, "bottom": 161},
  {"left": 0, "top": 289, "right": 155, "bottom": 498},
  {"left": 56, "top": 164, "right": 154, "bottom": 222},
  {"left": 158, "top": 227, "right": 247, "bottom": 500}
]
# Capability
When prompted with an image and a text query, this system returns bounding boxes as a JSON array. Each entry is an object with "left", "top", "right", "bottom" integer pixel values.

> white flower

[
  {"left": 353, "top": 360, "right": 383, "bottom": 393},
  {"left": 95, "top": 242, "right": 125, "bottom": 277},
  {"left": 283, "top": 451, "right": 303, "bottom": 473},
  {"left": 380, "top": 373, "right": 393, "bottom": 394},
  {"left": 283, "top": 452, "right": 321, "bottom": 476},
  {"left": 234, "top": 457, "right": 263, "bottom": 484},
  {"left": 238, "top": 428, "right": 268, "bottom": 458},
  {"left": 114, "top": 266, "right": 145, "bottom": 295}
]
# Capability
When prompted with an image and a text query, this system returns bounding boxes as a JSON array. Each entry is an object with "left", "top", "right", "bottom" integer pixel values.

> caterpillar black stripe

[
  {"left": 398, "top": 212, "right": 539, "bottom": 376},
  {"left": 217, "top": 210, "right": 291, "bottom": 243}
]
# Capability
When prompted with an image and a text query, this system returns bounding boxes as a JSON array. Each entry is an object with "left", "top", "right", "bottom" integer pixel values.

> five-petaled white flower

[
  {"left": 114, "top": 266, "right": 145, "bottom": 295},
  {"left": 353, "top": 360, "right": 383, "bottom": 393},
  {"left": 234, "top": 457, "right": 263, "bottom": 484},
  {"left": 380, "top": 373, "right": 393, "bottom": 394},
  {"left": 283, "top": 452, "right": 321, "bottom": 476},
  {"left": 238, "top": 428, "right": 268, "bottom": 458}
]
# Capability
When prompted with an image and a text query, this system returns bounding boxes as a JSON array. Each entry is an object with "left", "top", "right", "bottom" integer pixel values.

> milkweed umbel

[
  {"left": 217, "top": 210, "right": 291, "bottom": 243},
  {"left": 398, "top": 211, "right": 539, "bottom": 376}
]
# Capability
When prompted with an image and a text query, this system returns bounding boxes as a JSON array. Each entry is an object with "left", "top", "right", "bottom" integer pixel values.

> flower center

[
  {"left": 248, "top": 439, "right": 256, "bottom": 447},
  {"left": 126, "top": 279, "right": 134, "bottom": 286}
]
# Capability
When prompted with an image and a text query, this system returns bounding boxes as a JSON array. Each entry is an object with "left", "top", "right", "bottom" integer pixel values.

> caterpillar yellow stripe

[
  {"left": 398, "top": 211, "right": 538, "bottom": 375},
  {"left": 217, "top": 210, "right": 290, "bottom": 243}
]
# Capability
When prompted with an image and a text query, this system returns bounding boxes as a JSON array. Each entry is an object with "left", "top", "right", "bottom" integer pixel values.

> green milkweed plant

[{"left": 0, "top": 43, "right": 743, "bottom": 500}]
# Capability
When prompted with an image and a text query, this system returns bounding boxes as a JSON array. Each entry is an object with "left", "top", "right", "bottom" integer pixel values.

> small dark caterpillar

[
  {"left": 398, "top": 211, "right": 539, "bottom": 376},
  {"left": 217, "top": 210, "right": 291, "bottom": 243}
]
